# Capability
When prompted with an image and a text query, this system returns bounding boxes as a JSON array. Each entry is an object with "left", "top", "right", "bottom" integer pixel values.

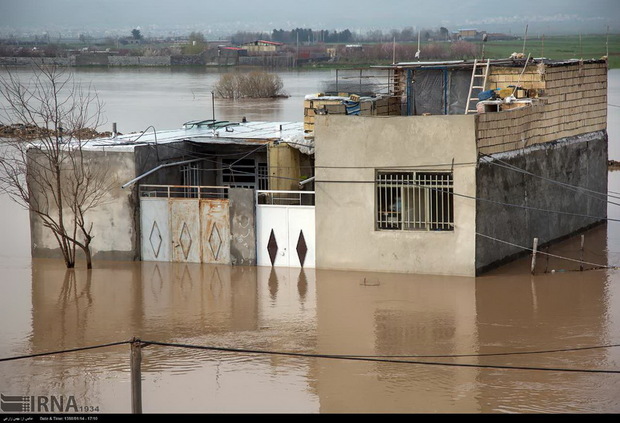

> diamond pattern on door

[
  {"left": 208, "top": 223, "right": 223, "bottom": 260},
  {"left": 267, "top": 229, "right": 278, "bottom": 265},
  {"left": 149, "top": 221, "right": 163, "bottom": 258},
  {"left": 296, "top": 230, "right": 308, "bottom": 267},
  {"left": 179, "top": 222, "right": 193, "bottom": 259}
]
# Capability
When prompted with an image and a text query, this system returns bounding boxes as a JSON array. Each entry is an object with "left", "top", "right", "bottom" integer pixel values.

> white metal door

[
  {"left": 256, "top": 191, "right": 315, "bottom": 269},
  {"left": 287, "top": 207, "right": 315, "bottom": 268},
  {"left": 257, "top": 205, "right": 290, "bottom": 267}
]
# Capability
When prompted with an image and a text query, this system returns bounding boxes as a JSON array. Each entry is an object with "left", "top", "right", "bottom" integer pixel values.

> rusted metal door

[
  {"left": 140, "top": 185, "right": 231, "bottom": 264},
  {"left": 200, "top": 199, "right": 231, "bottom": 264},
  {"left": 170, "top": 199, "right": 201, "bottom": 263}
]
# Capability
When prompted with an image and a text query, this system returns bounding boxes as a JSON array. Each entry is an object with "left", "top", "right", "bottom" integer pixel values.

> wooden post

[
  {"left": 131, "top": 338, "right": 143, "bottom": 414},
  {"left": 531, "top": 237, "right": 538, "bottom": 275},
  {"left": 580, "top": 234, "right": 585, "bottom": 271}
]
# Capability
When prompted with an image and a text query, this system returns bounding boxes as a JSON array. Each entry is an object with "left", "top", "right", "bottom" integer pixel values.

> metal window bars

[{"left": 376, "top": 171, "right": 454, "bottom": 231}]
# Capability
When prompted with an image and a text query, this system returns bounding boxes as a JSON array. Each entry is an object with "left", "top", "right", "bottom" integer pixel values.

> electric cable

[
  {"left": 476, "top": 232, "right": 618, "bottom": 269},
  {"left": 480, "top": 154, "right": 620, "bottom": 204},
  {"left": 316, "top": 178, "right": 620, "bottom": 224},
  {"left": 0, "top": 340, "right": 130, "bottom": 362},
  {"left": 140, "top": 340, "right": 620, "bottom": 375},
  {"left": 1, "top": 339, "right": 619, "bottom": 374}
]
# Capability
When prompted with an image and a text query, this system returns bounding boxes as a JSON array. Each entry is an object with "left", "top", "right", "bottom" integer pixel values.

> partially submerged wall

[
  {"left": 475, "top": 131, "right": 608, "bottom": 273},
  {"left": 30, "top": 149, "right": 139, "bottom": 262},
  {"left": 314, "top": 114, "right": 478, "bottom": 277},
  {"left": 229, "top": 188, "right": 256, "bottom": 266}
]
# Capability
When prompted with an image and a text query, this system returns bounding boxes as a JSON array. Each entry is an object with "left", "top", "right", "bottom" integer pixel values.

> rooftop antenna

[
  {"left": 607, "top": 25, "right": 610, "bottom": 58},
  {"left": 415, "top": 30, "right": 421, "bottom": 61},
  {"left": 392, "top": 36, "right": 396, "bottom": 65},
  {"left": 211, "top": 91, "right": 215, "bottom": 122},
  {"left": 522, "top": 24, "right": 529, "bottom": 55}
]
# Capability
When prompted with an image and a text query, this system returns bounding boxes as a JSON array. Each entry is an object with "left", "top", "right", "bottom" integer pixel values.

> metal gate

[
  {"left": 140, "top": 185, "right": 230, "bottom": 264},
  {"left": 256, "top": 190, "right": 315, "bottom": 268}
]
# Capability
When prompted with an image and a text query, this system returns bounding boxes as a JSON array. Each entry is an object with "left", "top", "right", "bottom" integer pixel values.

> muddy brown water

[{"left": 0, "top": 69, "right": 619, "bottom": 413}]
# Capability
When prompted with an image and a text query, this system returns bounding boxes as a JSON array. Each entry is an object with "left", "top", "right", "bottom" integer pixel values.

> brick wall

[{"left": 477, "top": 61, "right": 607, "bottom": 155}]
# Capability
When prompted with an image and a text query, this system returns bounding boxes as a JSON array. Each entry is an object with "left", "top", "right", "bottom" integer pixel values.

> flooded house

[
  {"left": 28, "top": 119, "right": 315, "bottom": 267},
  {"left": 313, "top": 58, "right": 608, "bottom": 276},
  {"left": 25, "top": 58, "right": 608, "bottom": 277}
]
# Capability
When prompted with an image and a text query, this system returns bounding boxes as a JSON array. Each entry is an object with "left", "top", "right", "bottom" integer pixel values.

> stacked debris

[
  {"left": 303, "top": 93, "right": 400, "bottom": 133},
  {"left": 0, "top": 124, "right": 112, "bottom": 140}
]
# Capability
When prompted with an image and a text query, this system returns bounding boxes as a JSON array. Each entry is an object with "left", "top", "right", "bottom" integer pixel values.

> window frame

[{"left": 375, "top": 169, "right": 454, "bottom": 232}]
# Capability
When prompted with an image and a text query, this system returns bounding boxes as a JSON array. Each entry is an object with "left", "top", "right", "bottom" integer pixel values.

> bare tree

[{"left": 0, "top": 65, "right": 115, "bottom": 269}]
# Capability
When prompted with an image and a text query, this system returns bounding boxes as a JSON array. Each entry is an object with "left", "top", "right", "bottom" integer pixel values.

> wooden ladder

[{"left": 465, "top": 59, "right": 490, "bottom": 114}]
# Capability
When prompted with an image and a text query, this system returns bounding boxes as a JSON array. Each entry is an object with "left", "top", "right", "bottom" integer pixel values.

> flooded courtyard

[{"left": 0, "top": 68, "right": 619, "bottom": 413}]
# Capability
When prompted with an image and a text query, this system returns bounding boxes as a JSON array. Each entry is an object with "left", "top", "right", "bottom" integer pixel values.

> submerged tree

[
  {"left": 0, "top": 65, "right": 115, "bottom": 269},
  {"left": 214, "top": 71, "right": 286, "bottom": 99}
]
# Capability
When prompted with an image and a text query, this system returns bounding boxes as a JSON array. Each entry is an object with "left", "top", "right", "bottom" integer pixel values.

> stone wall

[{"left": 228, "top": 188, "right": 256, "bottom": 266}]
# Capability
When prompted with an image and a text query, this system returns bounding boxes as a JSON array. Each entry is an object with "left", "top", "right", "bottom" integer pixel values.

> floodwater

[{"left": 0, "top": 68, "right": 619, "bottom": 414}]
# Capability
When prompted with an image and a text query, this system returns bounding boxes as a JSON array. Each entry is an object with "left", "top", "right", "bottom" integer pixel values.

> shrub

[{"left": 214, "top": 72, "right": 286, "bottom": 99}]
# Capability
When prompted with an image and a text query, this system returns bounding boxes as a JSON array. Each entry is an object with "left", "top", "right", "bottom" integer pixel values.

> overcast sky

[{"left": 1, "top": 0, "right": 618, "bottom": 37}]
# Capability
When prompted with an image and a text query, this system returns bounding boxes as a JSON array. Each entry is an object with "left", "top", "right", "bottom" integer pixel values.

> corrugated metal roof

[{"left": 83, "top": 120, "right": 305, "bottom": 151}]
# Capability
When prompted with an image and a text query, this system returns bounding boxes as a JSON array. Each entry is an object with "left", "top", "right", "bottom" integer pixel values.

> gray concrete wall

[
  {"left": 30, "top": 149, "right": 139, "bottom": 262},
  {"left": 0, "top": 57, "right": 73, "bottom": 66},
  {"left": 475, "top": 131, "right": 608, "bottom": 273},
  {"left": 74, "top": 54, "right": 109, "bottom": 66},
  {"left": 229, "top": 188, "right": 256, "bottom": 266},
  {"left": 314, "top": 114, "right": 478, "bottom": 277},
  {"left": 109, "top": 56, "right": 171, "bottom": 66}
]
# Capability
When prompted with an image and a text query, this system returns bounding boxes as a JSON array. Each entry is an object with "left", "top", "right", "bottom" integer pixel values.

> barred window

[{"left": 376, "top": 171, "right": 454, "bottom": 231}]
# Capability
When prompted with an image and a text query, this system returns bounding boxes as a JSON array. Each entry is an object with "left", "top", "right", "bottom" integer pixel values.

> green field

[
  {"left": 305, "top": 34, "right": 620, "bottom": 70},
  {"left": 478, "top": 34, "right": 620, "bottom": 68}
]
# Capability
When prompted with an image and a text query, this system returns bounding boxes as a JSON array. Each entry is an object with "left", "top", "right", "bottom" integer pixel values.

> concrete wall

[
  {"left": 314, "top": 114, "right": 478, "bottom": 276},
  {"left": 477, "top": 61, "right": 607, "bottom": 155},
  {"left": 475, "top": 131, "right": 608, "bottom": 272},
  {"left": 109, "top": 56, "right": 171, "bottom": 66},
  {"left": 30, "top": 149, "right": 139, "bottom": 262},
  {"left": 0, "top": 57, "right": 73, "bottom": 66},
  {"left": 229, "top": 188, "right": 256, "bottom": 266}
]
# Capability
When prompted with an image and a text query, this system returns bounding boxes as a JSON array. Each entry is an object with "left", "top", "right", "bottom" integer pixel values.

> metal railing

[
  {"left": 256, "top": 190, "right": 315, "bottom": 206},
  {"left": 140, "top": 184, "right": 229, "bottom": 199}
]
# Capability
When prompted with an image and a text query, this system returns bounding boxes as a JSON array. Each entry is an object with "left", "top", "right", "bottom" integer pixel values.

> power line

[
  {"left": 315, "top": 161, "right": 477, "bottom": 169},
  {"left": 0, "top": 340, "right": 130, "bottom": 362},
  {"left": 476, "top": 232, "right": 618, "bottom": 270},
  {"left": 480, "top": 154, "right": 620, "bottom": 204},
  {"left": 140, "top": 340, "right": 620, "bottom": 374},
  {"left": 1, "top": 339, "right": 619, "bottom": 374},
  {"left": 316, "top": 179, "right": 620, "bottom": 224}
]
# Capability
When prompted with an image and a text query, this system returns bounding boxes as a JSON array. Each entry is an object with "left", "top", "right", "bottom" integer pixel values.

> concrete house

[
  {"left": 313, "top": 58, "right": 608, "bottom": 276},
  {"left": 29, "top": 120, "right": 315, "bottom": 267},
  {"left": 242, "top": 40, "right": 284, "bottom": 55}
]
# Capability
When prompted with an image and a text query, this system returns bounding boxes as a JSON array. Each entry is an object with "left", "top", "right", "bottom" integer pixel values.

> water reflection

[{"left": 0, "top": 239, "right": 615, "bottom": 413}]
